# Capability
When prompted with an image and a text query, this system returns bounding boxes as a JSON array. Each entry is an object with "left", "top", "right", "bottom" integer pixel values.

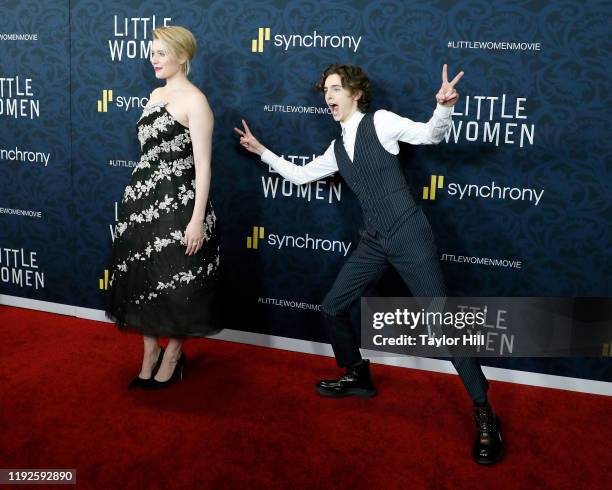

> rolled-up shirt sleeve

[
  {"left": 260, "top": 141, "right": 339, "bottom": 185},
  {"left": 375, "top": 103, "right": 453, "bottom": 145}
]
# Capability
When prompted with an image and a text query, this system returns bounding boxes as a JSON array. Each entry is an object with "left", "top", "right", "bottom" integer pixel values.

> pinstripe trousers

[{"left": 320, "top": 206, "right": 489, "bottom": 403}]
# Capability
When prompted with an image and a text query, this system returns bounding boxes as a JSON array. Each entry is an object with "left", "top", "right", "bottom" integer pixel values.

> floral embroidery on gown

[{"left": 105, "top": 102, "right": 221, "bottom": 337}]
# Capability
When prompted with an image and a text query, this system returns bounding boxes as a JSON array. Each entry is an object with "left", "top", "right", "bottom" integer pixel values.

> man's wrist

[
  {"left": 261, "top": 148, "right": 278, "bottom": 165},
  {"left": 434, "top": 102, "right": 454, "bottom": 116}
]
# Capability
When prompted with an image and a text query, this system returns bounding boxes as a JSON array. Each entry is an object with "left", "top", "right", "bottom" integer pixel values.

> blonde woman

[{"left": 106, "top": 25, "right": 220, "bottom": 389}]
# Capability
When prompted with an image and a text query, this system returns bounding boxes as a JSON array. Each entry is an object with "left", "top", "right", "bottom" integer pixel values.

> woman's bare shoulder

[
  {"left": 184, "top": 86, "right": 209, "bottom": 105},
  {"left": 145, "top": 87, "right": 166, "bottom": 107},
  {"left": 183, "top": 87, "right": 211, "bottom": 114}
]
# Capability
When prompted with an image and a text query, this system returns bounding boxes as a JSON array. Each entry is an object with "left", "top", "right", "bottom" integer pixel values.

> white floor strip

[{"left": 2, "top": 294, "right": 610, "bottom": 396}]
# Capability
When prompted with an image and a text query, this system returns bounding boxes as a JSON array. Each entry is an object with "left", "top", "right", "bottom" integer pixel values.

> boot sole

[
  {"left": 473, "top": 446, "right": 505, "bottom": 465},
  {"left": 316, "top": 385, "right": 377, "bottom": 398}
]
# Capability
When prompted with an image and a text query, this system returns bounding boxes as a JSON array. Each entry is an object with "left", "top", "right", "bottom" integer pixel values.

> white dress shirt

[{"left": 260, "top": 104, "right": 453, "bottom": 186}]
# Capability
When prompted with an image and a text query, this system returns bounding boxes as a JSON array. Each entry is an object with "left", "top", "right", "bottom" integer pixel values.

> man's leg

[
  {"left": 321, "top": 230, "right": 388, "bottom": 366},
  {"left": 386, "top": 209, "right": 503, "bottom": 464},
  {"left": 317, "top": 230, "right": 388, "bottom": 397}
]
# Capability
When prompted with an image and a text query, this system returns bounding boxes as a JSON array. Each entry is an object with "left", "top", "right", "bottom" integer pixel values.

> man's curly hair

[{"left": 315, "top": 64, "right": 372, "bottom": 112}]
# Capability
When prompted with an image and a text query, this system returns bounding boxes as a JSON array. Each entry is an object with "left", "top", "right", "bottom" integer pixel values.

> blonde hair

[{"left": 152, "top": 26, "right": 197, "bottom": 77}]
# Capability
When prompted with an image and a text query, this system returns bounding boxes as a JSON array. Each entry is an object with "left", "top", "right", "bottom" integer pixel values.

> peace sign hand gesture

[
  {"left": 436, "top": 64, "right": 464, "bottom": 107},
  {"left": 234, "top": 119, "right": 267, "bottom": 156}
]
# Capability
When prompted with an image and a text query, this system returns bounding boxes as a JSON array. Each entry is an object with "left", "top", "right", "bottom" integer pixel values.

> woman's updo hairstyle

[{"left": 152, "top": 26, "right": 197, "bottom": 77}]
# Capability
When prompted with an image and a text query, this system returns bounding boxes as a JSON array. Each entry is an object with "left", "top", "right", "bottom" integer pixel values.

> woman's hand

[
  {"left": 234, "top": 119, "right": 267, "bottom": 156},
  {"left": 184, "top": 219, "right": 205, "bottom": 256}
]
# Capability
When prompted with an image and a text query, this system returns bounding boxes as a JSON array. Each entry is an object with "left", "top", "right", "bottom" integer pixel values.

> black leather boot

[
  {"left": 472, "top": 403, "right": 504, "bottom": 465},
  {"left": 316, "top": 360, "right": 377, "bottom": 398}
]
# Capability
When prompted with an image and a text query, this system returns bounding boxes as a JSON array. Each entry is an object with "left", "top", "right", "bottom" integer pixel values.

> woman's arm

[{"left": 184, "top": 92, "right": 213, "bottom": 256}]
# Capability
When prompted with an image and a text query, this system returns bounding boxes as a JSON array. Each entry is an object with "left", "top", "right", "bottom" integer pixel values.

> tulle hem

[{"left": 105, "top": 304, "right": 223, "bottom": 339}]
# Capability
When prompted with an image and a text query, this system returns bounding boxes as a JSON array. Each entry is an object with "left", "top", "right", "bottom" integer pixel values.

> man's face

[{"left": 323, "top": 73, "right": 361, "bottom": 123}]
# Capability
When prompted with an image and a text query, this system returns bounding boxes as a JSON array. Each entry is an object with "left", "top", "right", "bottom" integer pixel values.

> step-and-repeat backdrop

[{"left": 1, "top": 0, "right": 610, "bottom": 383}]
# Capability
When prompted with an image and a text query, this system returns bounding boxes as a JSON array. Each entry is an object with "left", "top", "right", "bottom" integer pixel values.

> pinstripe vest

[{"left": 334, "top": 112, "right": 417, "bottom": 236}]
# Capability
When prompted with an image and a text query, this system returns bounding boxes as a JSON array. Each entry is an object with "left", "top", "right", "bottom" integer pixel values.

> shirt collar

[{"left": 340, "top": 110, "right": 365, "bottom": 137}]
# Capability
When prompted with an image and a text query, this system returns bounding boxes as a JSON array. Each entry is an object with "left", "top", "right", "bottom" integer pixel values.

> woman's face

[{"left": 150, "top": 39, "right": 183, "bottom": 79}]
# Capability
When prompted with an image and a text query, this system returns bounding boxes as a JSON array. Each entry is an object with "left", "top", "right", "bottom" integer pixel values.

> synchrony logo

[
  {"left": 97, "top": 89, "right": 114, "bottom": 112},
  {"left": 246, "top": 225, "right": 352, "bottom": 256},
  {"left": 422, "top": 175, "right": 444, "bottom": 200},
  {"left": 99, "top": 269, "right": 110, "bottom": 290},
  {"left": 0, "top": 146, "right": 50, "bottom": 167},
  {"left": 250, "top": 27, "right": 362, "bottom": 53},
  {"left": 97, "top": 89, "right": 148, "bottom": 113},
  {"left": 422, "top": 175, "right": 544, "bottom": 206}
]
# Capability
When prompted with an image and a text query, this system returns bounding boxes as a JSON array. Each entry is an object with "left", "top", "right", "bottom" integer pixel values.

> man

[{"left": 235, "top": 64, "right": 504, "bottom": 464}]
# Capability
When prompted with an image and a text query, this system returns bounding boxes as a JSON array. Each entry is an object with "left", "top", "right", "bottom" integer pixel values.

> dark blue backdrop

[{"left": 1, "top": 0, "right": 610, "bottom": 382}]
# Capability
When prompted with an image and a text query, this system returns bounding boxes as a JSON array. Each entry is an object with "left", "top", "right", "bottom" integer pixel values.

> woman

[{"left": 106, "top": 25, "right": 221, "bottom": 389}]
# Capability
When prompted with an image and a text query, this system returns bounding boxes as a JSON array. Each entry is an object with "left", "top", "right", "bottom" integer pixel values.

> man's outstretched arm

[{"left": 235, "top": 119, "right": 338, "bottom": 185}]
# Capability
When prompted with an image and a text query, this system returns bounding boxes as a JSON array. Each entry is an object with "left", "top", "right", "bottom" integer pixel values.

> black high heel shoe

[
  {"left": 127, "top": 346, "right": 164, "bottom": 389},
  {"left": 148, "top": 351, "right": 186, "bottom": 389}
]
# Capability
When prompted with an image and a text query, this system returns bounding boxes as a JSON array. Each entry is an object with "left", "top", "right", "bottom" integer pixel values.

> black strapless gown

[{"left": 105, "top": 102, "right": 221, "bottom": 338}]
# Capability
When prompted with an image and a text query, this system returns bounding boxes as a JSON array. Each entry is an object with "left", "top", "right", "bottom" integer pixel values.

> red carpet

[{"left": 1, "top": 306, "right": 610, "bottom": 489}]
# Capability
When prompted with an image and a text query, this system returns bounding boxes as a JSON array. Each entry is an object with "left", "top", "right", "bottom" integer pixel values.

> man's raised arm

[{"left": 375, "top": 64, "right": 463, "bottom": 146}]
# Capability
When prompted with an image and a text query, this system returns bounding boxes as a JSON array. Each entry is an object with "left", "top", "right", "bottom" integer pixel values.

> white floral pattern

[
  {"left": 131, "top": 132, "right": 192, "bottom": 176},
  {"left": 122, "top": 156, "right": 194, "bottom": 204},
  {"left": 107, "top": 101, "right": 220, "bottom": 323},
  {"left": 138, "top": 112, "right": 174, "bottom": 147}
]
